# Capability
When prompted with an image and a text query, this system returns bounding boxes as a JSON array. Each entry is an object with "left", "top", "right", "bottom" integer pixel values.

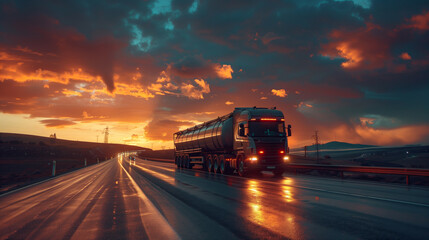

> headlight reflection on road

[
  {"left": 246, "top": 180, "right": 263, "bottom": 225},
  {"left": 243, "top": 178, "right": 301, "bottom": 239},
  {"left": 281, "top": 178, "right": 294, "bottom": 203}
]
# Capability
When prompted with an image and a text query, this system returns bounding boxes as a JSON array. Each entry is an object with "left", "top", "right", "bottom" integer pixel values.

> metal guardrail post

[{"left": 52, "top": 160, "right": 56, "bottom": 176}]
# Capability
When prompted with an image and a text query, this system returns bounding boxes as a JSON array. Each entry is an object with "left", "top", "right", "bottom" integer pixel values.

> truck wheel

[
  {"left": 213, "top": 155, "right": 219, "bottom": 173},
  {"left": 188, "top": 157, "right": 193, "bottom": 169},
  {"left": 207, "top": 155, "right": 213, "bottom": 172},
  {"left": 202, "top": 156, "right": 208, "bottom": 170},
  {"left": 176, "top": 156, "right": 180, "bottom": 168},
  {"left": 224, "top": 161, "right": 232, "bottom": 175},
  {"left": 219, "top": 155, "right": 225, "bottom": 174},
  {"left": 185, "top": 155, "right": 191, "bottom": 169},
  {"left": 238, "top": 158, "right": 247, "bottom": 177}
]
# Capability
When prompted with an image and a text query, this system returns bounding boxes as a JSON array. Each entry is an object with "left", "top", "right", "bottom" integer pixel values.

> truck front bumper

[{"left": 245, "top": 162, "right": 286, "bottom": 172}]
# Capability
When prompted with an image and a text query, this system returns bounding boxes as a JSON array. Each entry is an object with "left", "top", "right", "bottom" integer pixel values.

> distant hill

[
  {"left": 0, "top": 132, "right": 149, "bottom": 151},
  {"left": 293, "top": 141, "right": 377, "bottom": 151}
]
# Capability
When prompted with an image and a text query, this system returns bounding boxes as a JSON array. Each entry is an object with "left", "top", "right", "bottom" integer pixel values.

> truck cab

[{"left": 233, "top": 108, "right": 291, "bottom": 176}]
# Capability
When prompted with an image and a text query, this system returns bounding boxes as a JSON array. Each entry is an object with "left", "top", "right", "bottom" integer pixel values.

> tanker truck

[{"left": 173, "top": 107, "right": 292, "bottom": 176}]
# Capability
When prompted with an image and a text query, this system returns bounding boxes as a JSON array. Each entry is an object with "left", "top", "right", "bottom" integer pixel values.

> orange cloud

[
  {"left": 114, "top": 83, "right": 155, "bottom": 99},
  {"left": 328, "top": 123, "right": 429, "bottom": 146},
  {"left": 298, "top": 102, "right": 313, "bottom": 108},
  {"left": 400, "top": 52, "right": 412, "bottom": 60},
  {"left": 180, "top": 79, "right": 210, "bottom": 99},
  {"left": 0, "top": 56, "right": 101, "bottom": 84},
  {"left": 214, "top": 64, "right": 233, "bottom": 79},
  {"left": 225, "top": 100, "right": 234, "bottom": 105},
  {"left": 271, "top": 89, "right": 287, "bottom": 97},
  {"left": 403, "top": 11, "right": 429, "bottom": 31},
  {"left": 14, "top": 46, "right": 43, "bottom": 56},
  {"left": 156, "top": 67, "right": 171, "bottom": 83},
  {"left": 62, "top": 89, "right": 82, "bottom": 97},
  {"left": 321, "top": 23, "right": 390, "bottom": 70},
  {"left": 354, "top": 124, "right": 429, "bottom": 146},
  {"left": 336, "top": 42, "right": 363, "bottom": 68}
]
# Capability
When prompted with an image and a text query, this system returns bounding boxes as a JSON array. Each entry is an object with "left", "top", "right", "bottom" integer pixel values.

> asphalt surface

[{"left": 1, "top": 155, "right": 429, "bottom": 240}]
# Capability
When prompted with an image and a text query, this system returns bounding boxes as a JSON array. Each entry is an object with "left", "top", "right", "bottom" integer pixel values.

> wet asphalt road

[{"left": 1, "top": 155, "right": 429, "bottom": 240}]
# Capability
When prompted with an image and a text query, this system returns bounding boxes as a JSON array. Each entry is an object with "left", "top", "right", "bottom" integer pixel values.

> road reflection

[
  {"left": 133, "top": 164, "right": 176, "bottom": 185},
  {"left": 282, "top": 178, "right": 294, "bottom": 203},
  {"left": 243, "top": 177, "right": 301, "bottom": 239}
]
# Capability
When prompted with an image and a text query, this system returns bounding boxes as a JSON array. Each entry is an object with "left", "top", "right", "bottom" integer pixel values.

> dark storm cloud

[{"left": 1, "top": 0, "right": 429, "bottom": 145}]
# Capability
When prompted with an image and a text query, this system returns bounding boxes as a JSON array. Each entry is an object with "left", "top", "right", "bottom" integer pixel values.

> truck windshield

[{"left": 248, "top": 122, "right": 285, "bottom": 137}]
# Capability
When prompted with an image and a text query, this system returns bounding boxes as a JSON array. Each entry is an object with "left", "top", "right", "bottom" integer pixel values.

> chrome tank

[{"left": 174, "top": 115, "right": 233, "bottom": 152}]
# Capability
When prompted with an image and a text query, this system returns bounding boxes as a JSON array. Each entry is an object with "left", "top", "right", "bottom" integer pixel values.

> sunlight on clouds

[
  {"left": 115, "top": 83, "right": 155, "bottom": 99},
  {"left": 62, "top": 89, "right": 82, "bottom": 97},
  {"left": 271, "top": 89, "right": 287, "bottom": 97},
  {"left": 214, "top": 64, "right": 233, "bottom": 79},
  {"left": 156, "top": 68, "right": 171, "bottom": 83},
  {"left": 180, "top": 79, "right": 210, "bottom": 99},
  {"left": 355, "top": 124, "right": 429, "bottom": 146},
  {"left": 403, "top": 11, "right": 429, "bottom": 31},
  {"left": 0, "top": 59, "right": 100, "bottom": 84},
  {"left": 400, "top": 52, "right": 412, "bottom": 60},
  {"left": 336, "top": 42, "right": 363, "bottom": 68}
]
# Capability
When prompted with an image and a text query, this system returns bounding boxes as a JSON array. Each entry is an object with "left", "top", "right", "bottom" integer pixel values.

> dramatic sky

[{"left": 1, "top": 0, "right": 429, "bottom": 149}]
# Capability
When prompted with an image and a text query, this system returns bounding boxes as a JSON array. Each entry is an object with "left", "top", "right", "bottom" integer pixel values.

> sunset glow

[{"left": 1, "top": 1, "right": 429, "bottom": 149}]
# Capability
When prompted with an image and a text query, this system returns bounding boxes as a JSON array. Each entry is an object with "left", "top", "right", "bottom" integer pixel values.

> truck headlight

[
  {"left": 283, "top": 156, "right": 289, "bottom": 161},
  {"left": 249, "top": 156, "right": 258, "bottom": 161}
]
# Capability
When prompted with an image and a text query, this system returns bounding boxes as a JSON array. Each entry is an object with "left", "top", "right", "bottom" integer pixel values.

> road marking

[
  {"left": 119, "top": 160, "right": 181, "bottom": 240},
  {"left": 141, "top": 159, "right": 429, "bottom": 208}
]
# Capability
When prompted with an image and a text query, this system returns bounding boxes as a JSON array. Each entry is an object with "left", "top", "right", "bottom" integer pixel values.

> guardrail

[
  {"left": 139, "top": 157, "right": 429, "bottom": 185},
  {"left": 285, "top": 164, "right": 429, "bottom": 185}
]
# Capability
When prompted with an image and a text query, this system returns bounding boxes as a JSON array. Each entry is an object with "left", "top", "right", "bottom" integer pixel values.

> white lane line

[
  {"left": 119, "top": 160, "right": 181, "bottom": 240},
  {"left": 147, "top": 160, "right": 429, "bottom": 208}
]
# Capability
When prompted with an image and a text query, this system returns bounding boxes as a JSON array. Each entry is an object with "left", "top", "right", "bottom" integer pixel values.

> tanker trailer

[{"left": 173, "top": 107, "right": 292, "bottom": 177}]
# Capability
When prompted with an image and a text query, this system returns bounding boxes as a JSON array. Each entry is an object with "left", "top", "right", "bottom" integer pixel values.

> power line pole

[
  {"left": 313, "top": 130, "right": 320, "bottom": 163},
  {"left": 103, "top": 127, "right": 109, "bottom": 144}
]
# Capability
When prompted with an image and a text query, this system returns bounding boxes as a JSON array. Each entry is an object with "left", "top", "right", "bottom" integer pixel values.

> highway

[{"left": 1, "top": 156, "right": 429, "bottom": 240}]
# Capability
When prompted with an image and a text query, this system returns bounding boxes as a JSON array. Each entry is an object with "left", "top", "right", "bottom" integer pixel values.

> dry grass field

[{"left": 0, "top": 132, "right": 148, "bottom": 194}]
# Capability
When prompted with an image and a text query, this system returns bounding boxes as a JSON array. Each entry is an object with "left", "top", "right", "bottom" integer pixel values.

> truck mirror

[
  {"left": 239, "top": 123, "right": 245, "bottom": 136},
  {"left": 287, "top": 124, "right": 292, "bottom": 137}
]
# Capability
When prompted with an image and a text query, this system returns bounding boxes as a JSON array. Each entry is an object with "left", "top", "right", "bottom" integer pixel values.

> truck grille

[{"left": 257, "top": 142, "right": 284, "bottom": 164}]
